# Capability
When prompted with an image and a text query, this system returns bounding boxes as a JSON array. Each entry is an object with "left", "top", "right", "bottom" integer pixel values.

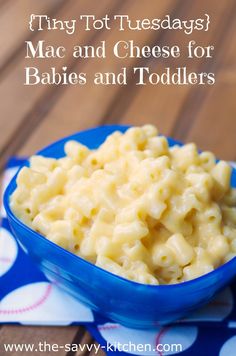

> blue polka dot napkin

[{"left": 1, "top": 158, "right": 236, "bottom": 355}]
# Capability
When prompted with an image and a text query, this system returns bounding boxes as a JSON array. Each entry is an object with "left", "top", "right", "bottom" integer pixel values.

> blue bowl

[{"left": 4, "top": 125, "right": 236, "bottom": 328}]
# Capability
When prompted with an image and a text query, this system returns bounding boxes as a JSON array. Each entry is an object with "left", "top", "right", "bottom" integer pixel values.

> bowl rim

[{"left": 3, "top": 124, "right": 236, "bottom": 290}]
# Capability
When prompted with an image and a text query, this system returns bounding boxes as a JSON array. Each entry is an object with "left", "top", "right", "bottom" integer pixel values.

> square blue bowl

[{"left": 4, "top": 125, "right": 236, "bottom": 328}]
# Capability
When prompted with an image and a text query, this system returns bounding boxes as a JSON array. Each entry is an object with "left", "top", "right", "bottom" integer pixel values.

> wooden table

[{"left": 0, "top": 0, "right": 236, "bottom": 355}]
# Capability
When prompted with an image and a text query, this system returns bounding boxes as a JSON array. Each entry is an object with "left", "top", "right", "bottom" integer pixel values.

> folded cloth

[
  {"left": 0, "top": 158, "right": 94, "bottom": 326},
  {"left": 1, "top": 158, "right": 236, "bottom": 355}
]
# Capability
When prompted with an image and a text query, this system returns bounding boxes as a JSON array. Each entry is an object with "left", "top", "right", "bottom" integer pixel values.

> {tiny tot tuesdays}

[{"left": 29, "top": 14, "right": 210, "bottom": 35}]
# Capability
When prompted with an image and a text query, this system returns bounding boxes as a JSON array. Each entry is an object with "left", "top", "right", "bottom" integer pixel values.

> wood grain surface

[{"left": 1, "top": 0, "right": 236, "bottom": 355}]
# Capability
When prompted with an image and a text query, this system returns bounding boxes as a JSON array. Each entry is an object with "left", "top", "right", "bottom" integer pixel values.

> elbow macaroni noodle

[{"left": 10, "top": 125, "right": 236, "bottom": 285}]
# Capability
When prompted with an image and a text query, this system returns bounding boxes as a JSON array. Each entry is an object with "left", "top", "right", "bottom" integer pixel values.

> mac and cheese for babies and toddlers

[{"left": 11, "top": 126, "right": 236, "bottom": 285}]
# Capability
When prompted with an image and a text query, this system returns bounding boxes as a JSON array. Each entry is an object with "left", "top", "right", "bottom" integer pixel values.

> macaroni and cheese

[{"left": 10, "top": 125, "right": 236, "bottom": 285}]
